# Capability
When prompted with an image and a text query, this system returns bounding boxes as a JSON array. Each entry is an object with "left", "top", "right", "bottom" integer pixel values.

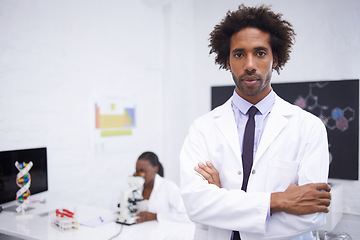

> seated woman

[{"left": 133, "top": 151, "right": 190, "bottom": 223}]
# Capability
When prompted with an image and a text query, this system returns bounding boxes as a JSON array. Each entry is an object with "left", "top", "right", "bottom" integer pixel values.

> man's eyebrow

[
  {"left": 231, "top": 48, "right": 244, "bottom": 54},
  {"left": 231, "top": 47, "right": 269, "bottom": 54},
  {"left": 254, "top": 46, "right": 269, "bottom": 51}
]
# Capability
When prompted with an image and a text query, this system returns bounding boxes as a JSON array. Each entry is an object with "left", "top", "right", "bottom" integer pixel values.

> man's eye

[
  {"left": 257, "top": 51, "right": 267, "bottom": 57},
  {"left": 234, "top": 53, "right": 244, "bottom": 58}
]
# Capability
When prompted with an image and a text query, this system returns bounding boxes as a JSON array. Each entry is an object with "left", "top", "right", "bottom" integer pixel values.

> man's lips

[{"left": 242, "top": 75, "right": 259, "bottom": 81}]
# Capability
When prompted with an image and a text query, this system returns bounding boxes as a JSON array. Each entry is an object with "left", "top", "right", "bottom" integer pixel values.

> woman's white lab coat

[
  {"left": 180, "top": 94, "right": 329, "bottom": 240},
  {"left": 140, "top": 174, "right": 191, "bottom": 223}
]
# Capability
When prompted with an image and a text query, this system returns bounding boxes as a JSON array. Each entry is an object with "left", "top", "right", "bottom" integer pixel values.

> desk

[{"left": 0, "top": 199, "right": 195, "bottom": 240}]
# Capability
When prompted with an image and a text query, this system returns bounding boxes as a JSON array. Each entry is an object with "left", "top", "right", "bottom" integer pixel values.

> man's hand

[
  {"left": 135, "top": 211, "right": 157, "bottom": 223},
  {"left": 271, "top": 183, "right": 331, "bottom": 215},
  {"left": 194, "top": 161, "right": 221, "bottom": 188}
]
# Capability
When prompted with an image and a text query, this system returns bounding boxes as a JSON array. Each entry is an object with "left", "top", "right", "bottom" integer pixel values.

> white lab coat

[
  {"left": 180, "top": 94, "right": 329, "bottom": 240},
  {"left": 140, "top": 174, "right": 191, "bottom": 223}
]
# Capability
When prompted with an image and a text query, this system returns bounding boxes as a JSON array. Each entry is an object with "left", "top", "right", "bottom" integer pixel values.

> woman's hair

[
  {"left": 138, "top": 151, "right": 164, "bottom": 177},
  {"left": 209, "top": 4, "right": 296, "bottom": 74}
]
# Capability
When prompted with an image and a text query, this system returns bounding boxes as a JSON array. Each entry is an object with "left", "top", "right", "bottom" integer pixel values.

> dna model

[{"left": 15, "top": 161, "right": 33, "bottom": 213}]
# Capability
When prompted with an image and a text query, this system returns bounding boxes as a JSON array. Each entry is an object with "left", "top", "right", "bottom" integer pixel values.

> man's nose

[{"left": 244, "top": 55, "right": 256, "bottom": 73}]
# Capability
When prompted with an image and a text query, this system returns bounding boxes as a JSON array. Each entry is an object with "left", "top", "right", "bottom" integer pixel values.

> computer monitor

[{"left": 0, "top": 147, "right": 48, "bottom": 206}]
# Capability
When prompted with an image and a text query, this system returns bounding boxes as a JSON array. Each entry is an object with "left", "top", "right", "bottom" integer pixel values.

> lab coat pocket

[{"left": 267, "top": 160, "right": 298, "bottom": 192}]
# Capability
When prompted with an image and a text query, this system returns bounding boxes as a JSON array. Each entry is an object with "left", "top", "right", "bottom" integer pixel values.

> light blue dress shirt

[
  {"left": 231, "top": 89, "right": 275, "bottom": 157},
  {"left": 231, "top": 89, "right": 275, "bottom": 219}
]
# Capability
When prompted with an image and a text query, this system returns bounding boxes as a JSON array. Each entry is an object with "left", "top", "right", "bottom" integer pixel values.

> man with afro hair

[{"left": 180, "top": 4, "right": 331, "bottom": 240}]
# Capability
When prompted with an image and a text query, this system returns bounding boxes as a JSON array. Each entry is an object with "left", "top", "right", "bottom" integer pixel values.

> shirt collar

[{"left": 231, "top": 89, "right": 275, "bottom": 115}]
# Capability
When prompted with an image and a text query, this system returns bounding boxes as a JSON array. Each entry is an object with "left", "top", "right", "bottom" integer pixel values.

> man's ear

[
  {"left": 273, "top": 54, "right": 278, "bottom": 69},
  {"left": 226, "top": 59, "right": 231, "bottom": 71}
]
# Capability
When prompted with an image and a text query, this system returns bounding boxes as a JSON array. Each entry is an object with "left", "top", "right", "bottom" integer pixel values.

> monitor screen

[{"left": 0, "top": 147, "right": 48, "bottom": 205}]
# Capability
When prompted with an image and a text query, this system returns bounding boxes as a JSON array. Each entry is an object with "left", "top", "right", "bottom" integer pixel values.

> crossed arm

[{"left": 195, "top": 162, "right": 331, "bottom": 215}]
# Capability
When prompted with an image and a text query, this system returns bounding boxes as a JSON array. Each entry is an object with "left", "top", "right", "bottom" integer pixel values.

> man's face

[{"left": 227, "top": 27, "right": 278, "bottom": 104}]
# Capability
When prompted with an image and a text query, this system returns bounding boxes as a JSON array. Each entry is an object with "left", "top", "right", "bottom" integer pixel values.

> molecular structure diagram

[
  {"left": 294, "top": 82, "right": 355, "bottom": 132},
  {"left": 15, "top": 161, "right": 33, "bottom": 213}
]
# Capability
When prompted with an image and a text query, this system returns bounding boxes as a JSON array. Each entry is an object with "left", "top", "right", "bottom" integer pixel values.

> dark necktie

[
  {"left": 241, "top": 106, "right": 258, "bottom": 191},
  {"left": 231, "top": 106, "right": 258, "bottom": 240}
]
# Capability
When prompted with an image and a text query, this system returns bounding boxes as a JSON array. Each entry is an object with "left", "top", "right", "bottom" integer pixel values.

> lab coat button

[
  {"left": 251, "top": 169, "right": 256, "bottom": 174},
  {"left": 237, "top": 171, "right": 242, "bottom": 175}
]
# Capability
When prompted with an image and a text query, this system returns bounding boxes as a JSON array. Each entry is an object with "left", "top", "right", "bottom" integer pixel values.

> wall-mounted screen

[
  {"left": 0, "top": 147, "right": 48, "bottom": 205},
  {"left": 211, "top": 79, "right": 359, "bottom": 180}
]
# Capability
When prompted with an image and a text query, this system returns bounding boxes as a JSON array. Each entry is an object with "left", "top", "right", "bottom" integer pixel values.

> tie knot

[{"left": 247, "top": 106, "right": 258, "bottom": 117}]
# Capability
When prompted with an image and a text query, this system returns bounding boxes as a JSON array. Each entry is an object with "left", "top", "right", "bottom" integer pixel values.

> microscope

[{"left": 116, "top": 175, "right": 145, "bottom": 225}]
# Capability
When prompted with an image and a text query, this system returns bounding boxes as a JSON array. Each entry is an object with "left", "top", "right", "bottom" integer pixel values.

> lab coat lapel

[
  {"left": 253, "top": 95, "right": 292, "bottom": 166},
  {"left": 213, "top": 98, "right": 242, "bottom": 161}
]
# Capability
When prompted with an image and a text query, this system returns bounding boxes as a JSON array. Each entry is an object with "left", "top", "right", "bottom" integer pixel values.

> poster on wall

[
  {"left": 211, "top": 79, "right": 359, "bottom": 180},
  {"left": 93, "top": 97, "right": 137, "bottom": 154}
]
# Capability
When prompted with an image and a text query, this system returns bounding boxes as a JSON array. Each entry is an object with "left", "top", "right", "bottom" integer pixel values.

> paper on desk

[{"left": 80, "top": 214, "right": 114, "bottom": 228}]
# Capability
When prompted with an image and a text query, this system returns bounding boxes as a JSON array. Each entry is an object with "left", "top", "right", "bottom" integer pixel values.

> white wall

[
  {"left": 0, "top": 0, "right": 166, "bottom": 208},
  {"left": 0, "top": 0, "right": 359, "bottom": 216}
]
